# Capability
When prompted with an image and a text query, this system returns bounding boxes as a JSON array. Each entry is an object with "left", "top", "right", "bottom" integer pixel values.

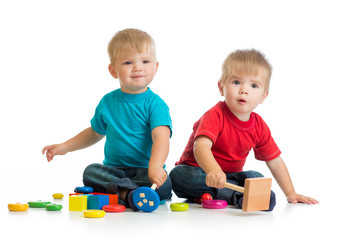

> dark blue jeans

[
  {"left": 169, "top": 164, "right": 276, "bottom": 210},
  {"left": 83, "top": 163, "right": 172, "bottom": 202}
]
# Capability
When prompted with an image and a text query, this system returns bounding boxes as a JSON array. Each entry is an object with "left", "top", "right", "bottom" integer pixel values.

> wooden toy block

[
  {"left": 87, "top": 195, "right": 109, "bottom": 210},
  {"left": 224, "top": 177, "right": 272, "bottom": 212},
  {"left": 69, "top": 193, "right": 82, "bottom": 196},
  {"left": 69, "top": 195, "right": 87, "bottom": 211},
  {"left": 107, "top": 194, "right": 118, "bottom": 205},
  {"left": 92, "top": 193, "right": 118, "bottom": 205}
]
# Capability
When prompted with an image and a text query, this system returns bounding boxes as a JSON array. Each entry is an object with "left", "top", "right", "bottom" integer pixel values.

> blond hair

[
  {"left": 107, "top": 28, "right": 156, "bottom": 66},
  {"left": 220, "top": 49, "right": 272, "bottom": 91}
]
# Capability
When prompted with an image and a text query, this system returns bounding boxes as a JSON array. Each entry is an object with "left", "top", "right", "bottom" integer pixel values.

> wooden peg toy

[
  {"left": 170, "top": 203, "right": 189, "bottom": 212},
  {"left": 132, "top": 184, "right": 160, "bottom": 212},
  {"left": 52, "top": 193, "right": 64, "bottom": 199},
  {"left": 202, "top": 199, "right": 227, "bottom": 209},
  {"left": 74, "top": 186, "right": 93, "bottom": 194},
  {"left": 224, "top": 177, "right": 272, "bottom": 212},
  {"left": 45, "top": 204, "right": 63, "bottom": 211},
  {"left": 102, "top": 204, "right": 126, "bottom": 213},
  {"left": 28, "top": 201, "right": 52, "bottom": 208},
  {"left": 83, "top": 210, "right": 105, "bottom": 218},
  {"left": 8, "top": 203, "right": 29, "bottom": 212}
]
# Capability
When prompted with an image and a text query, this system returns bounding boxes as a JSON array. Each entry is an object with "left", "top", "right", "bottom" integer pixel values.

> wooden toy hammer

[
  {"left": 132, "top": 184, "right": 160, "bottom": 212},
  {"left": 224, "top": 177, "right": 272, "bottom": 212}
]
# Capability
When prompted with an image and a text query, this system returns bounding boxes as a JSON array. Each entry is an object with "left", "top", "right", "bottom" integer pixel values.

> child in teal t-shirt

[{"left": 42, "top": 29, "right": 172, "bottom": 209}]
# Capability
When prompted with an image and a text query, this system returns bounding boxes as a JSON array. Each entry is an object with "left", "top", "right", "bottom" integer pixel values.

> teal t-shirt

[{"left": 91, "top": 88, "right": 172, "bottom": 168}]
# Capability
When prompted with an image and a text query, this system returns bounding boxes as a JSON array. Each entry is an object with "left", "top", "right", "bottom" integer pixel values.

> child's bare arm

[
  {"left": 148, "top": 126, "right": 171, "bottom": 187},
  {"left": 193, "top": 136, "right": 227, "bottom": 189},
  {"left": 42, "top": 127, "right": 104, "bottom": 162},
  {"left": 266, "top": 156, "right": 319, "bottom": 204}
]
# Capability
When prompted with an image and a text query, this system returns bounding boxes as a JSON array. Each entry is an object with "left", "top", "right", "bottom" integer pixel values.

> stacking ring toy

[
  {"left": 83, "top": 210, "right": 106, "bottom": 218},
  {"left": 45, "top": 204, "right": 63, "bottom": 211},
  {"left": 133, "top": 184, "right": 160, "bottom": 212},
  {"left": 102, "top": 204, "right": 126, "bottom": 213},
  {"left": 170, "top": 203, "right": 189, "bottom": 212},
  {"left": 52, "top": 193, "right": 64, "bottom": 199},
  {"left": 202, "top": 199, "right": 228, "bottom": 209},
  {"left": 28, "top": 201, "right": 52, "bottom": 208},
  {"left": 8, "top": 203, "right": 29, "bottom": 211},
  {"left": 74, "top": 186, "right": 93, "bottom": 194}
]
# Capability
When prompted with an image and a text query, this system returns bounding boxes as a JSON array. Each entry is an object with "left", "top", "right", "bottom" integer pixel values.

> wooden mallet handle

[{"left": 223, "top": 182, "right": 244, "bottom": 193}]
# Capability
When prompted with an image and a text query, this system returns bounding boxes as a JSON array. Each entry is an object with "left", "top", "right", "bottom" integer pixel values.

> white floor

[{"left": 2, "top": 172, "right": 333, "bottom": 240}]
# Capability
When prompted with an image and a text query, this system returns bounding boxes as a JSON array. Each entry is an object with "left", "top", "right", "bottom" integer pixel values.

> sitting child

[
  {"left": 42, "top": 28, "right": 173, "bottom": 210},
  {"left": 169, "top": 49, "right": 318, "bottom": 210}
]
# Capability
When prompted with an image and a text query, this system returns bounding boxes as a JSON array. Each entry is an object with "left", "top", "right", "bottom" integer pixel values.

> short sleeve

[
  {"left": 90, "top": 100, "right": 107, "bottom": 135},
  {"left": 253, "top": 119, "right": 281, "bottom": 161},
  {"left": 193, "top": 109, "right": 222, "bottom": 144},
  {"left": 149, "top": 97, "right": 173, "bottom": 137}
]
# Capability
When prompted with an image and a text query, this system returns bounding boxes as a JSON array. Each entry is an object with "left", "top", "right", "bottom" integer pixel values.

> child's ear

[
  {"left": 154, "top": 61, "right": 159, "bottom": 74},
  {"left": 260, "top": 91, "right": 269, "bottom": 104},
  {"left": 218, "top": 80, "right": 224, "bottom": 96},
  {"left": 108, "top": 64, "right": 118, "bottom": 79}
]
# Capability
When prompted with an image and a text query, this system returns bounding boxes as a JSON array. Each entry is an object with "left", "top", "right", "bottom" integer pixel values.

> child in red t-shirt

[{"left": 170, "top": 49, "right": 318, "bottom": 210}]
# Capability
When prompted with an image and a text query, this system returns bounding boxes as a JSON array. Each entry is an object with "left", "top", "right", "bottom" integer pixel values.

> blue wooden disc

[
  {"left": 132, "top": 187, "right": 160, "bottom": 212},
  {"left": 74, "top": 186, "right": 94, "bottom": 193}
]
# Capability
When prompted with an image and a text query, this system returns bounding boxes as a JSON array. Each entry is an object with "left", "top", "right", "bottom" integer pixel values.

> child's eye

[
  {"left": 251, "top": 83, "right": 258, "bottom": 88},
  {"left": 232, "top": 80, "right": 240, "bottom": 85},
  {"left": 143, "top": 60, "right": 150, "bottom": 64},
  {"left": 123, "top": 61, "right": 132, "bottom": 65}
]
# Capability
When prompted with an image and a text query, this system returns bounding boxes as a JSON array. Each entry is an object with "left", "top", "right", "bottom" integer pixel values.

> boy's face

[
  {"left": 218, "top": 70, "right": 268, "bottom": 121},
  {"left": 108, "top": 47, "right": 158, "bottom": 94}
]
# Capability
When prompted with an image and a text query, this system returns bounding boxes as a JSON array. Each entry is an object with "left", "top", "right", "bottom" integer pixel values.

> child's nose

[
  {"left": 133, "top": 64, "right": 142, "bottom": 72},
  {"left": 240, "top": 87, "right": 248, "bottom": 95}
]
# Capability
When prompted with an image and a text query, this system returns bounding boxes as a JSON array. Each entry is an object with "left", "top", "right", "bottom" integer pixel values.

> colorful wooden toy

[
  {"left": 91, "top": 193, "right": 118, "bottom": 205},
  {"left": 224, "top": 177, "right": 272, "bottom": 212},
  {"left": 69, "top": 195, "right": 87, "bottom": 211},
  {"left": 87, "top": 195, "right": 109, "bottom": 210},
  {"left": 170, "top": 203, "right": 189, "bottom": 212},
  {"left": 132, "top": 184, "right": 160, "bottom": 212},
  {"left": 202, "top": 199, "right": 228, "bottom": 209},
  {"left": 99, "top": 193, "right": 118, "bottom": 205},
  {"left": 102, "top": 204, "right": 126, "bottom": 213},
  {"left": 52, "top": 193, "right": 64, "bottom": 199},
  {"left": 74, "top": 186, "right": 93, "bottom": 194},
  {"left": 201, "top": 193, "right": 213, "bottom": 202},
  {"left": 45, "top": 204, "right": 63, "bottom": 211},
  {"left": 83, "top": 210, "right": 105, "bottom": 218},
  {"left": 28, "top": 201, "right": 52, "bottom": 208},
  {"left": 8, "top": 203, "right": 29, "bottom": 212}
]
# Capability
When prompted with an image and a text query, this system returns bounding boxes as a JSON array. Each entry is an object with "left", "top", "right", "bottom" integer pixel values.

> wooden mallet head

[
  {"left": 242, "top": 178, "right": 272, "bottom": 212},
  {"left": 224, "top": 177, "right": 272, "bottom": 212}
]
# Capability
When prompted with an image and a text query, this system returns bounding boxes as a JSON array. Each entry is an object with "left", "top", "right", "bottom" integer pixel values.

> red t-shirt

[{"left": 176, "top": 101, "right": 281, "bottom": 173}]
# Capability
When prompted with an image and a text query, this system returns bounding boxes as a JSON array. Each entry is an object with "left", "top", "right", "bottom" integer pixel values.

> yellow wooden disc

[
  {"left": 8, "top": 203, "right": 29, "bottom": 211},
  {"left": 170, "top": 203, "right": 189, "bottom": 211},
  {"left": 52, "top": 193, "right": 64, "bottom": 199},
  {"left": 83, "top": 210, "right": 106, "bottom": 218}
]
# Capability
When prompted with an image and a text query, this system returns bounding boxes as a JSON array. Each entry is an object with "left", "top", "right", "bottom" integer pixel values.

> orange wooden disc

[{"left": 102, "top": 204, "right": 126, "bottom": 212}]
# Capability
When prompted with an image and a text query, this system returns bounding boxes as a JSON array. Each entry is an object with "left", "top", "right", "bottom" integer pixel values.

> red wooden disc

[{"left": 102, "top": 204, "right": 126, "bottom": 212}]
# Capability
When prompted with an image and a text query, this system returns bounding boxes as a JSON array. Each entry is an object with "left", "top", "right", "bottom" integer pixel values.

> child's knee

[
  {"left": 83, "top": 163, "right": 102, "bottom": 178},
  {"left": 170, "top": 165, "right": 206, "bottom": 185}
]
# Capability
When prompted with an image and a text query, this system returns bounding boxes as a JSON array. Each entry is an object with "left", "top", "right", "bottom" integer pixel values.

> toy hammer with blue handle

[{"left": 132, "top": 184, "right": 160, "bottom": 212}]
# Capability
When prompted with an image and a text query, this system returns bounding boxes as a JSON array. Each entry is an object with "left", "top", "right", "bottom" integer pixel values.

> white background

[{"left": 1, "top": 0, "right": 337, "bottom": 238}]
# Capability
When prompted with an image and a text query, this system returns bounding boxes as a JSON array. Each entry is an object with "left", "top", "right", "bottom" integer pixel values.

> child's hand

[
  {"left": 287, "top": 192, "right": 319, "bottom": 204},
  {"left": 206, "top": 170, "right": 227, "bottom": 189},
  {"left": 42, "top": 144, "right": 68, "bottom": 162},
  {"left": 148, "top": 166, "right": 167, "bottom": 188}
]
